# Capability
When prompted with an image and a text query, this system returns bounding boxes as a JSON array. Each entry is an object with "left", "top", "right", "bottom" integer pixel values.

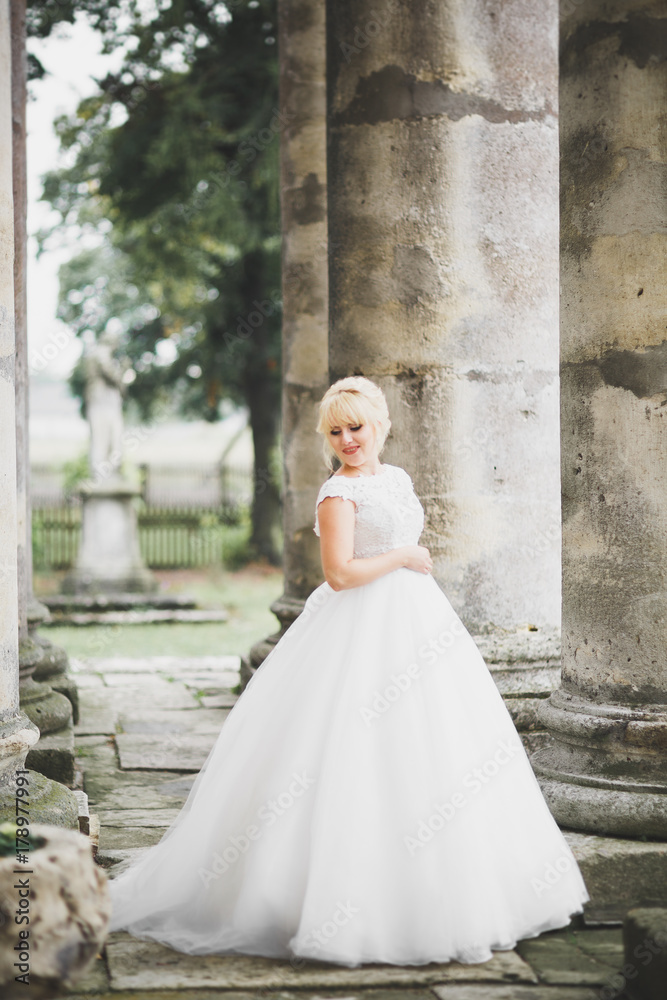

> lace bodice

[{"left": 313, "top": 464, "right": 425, "bottom": 559}]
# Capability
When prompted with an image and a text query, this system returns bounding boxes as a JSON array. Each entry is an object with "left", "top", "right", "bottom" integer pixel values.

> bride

[{"left": 108, "top": 375, "right": 589, "bottom": 967}]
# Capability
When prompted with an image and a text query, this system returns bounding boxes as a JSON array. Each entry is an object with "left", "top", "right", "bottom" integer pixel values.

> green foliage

[
  {"left": 40, "top": 0, "right": 281, "bottom": 423},
  {"left": 38, "top": 0, "right": 283, "bottom": 560},
  {"left": 62, "top": 450, "right": 90, "bottom": 494},
  {"left": 26, "top": 0, "right": 125, "bottom": 78}
]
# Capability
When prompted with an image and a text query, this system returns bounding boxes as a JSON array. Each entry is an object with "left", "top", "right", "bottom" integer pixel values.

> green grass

[{"left": 37, "top": 566, "right": 284, "bottom": 659}]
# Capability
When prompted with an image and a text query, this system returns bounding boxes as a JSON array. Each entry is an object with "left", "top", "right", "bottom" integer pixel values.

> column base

[
  {"left": 0, "top": 715, "right": 77, "bottom": 827},
  {"left": 531, "top": 688, "right": 667, "bottom": 839},
  {"left": 474, "top": 626, "right": 561, "bottom": 732},
  {"left": 240, "top": 593, "right": 305, "bottom": 690},
  {"left": 567, "top": 830, "right": 667, "bottom": 922},
  {"left": 0, "top": 769, "right": 79, "bottom": 828},
  {"left": 23, "top": 610, "right": 79, "bottom": 724},
  {"left": 623, "top": 908, "right": 667, "bottom": 1000},
  {"left": 18, "top": 675, "right": 72, "bottom": 735},
  {"left": 25, "top": 723, "right": 76, "bottom": 787},
  {"left": 18, "top": 628, "right": 77, "bottom": 786},
  {"left": 0, "top": 712, "right": 39, "bottom": 790}
]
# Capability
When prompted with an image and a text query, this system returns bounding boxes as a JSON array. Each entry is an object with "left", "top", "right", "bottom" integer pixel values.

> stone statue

[
  {"left": 64, "top": 330, "right": 154, "bottom": 594},
  {"left": 84, "top": 330, "right": 126, "bottom": 481}
]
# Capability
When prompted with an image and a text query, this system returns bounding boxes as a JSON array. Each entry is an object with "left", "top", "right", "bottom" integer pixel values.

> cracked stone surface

[
  {"left": 105, "top": 935, "right": 537, "bottom": 991},
  {"left": 117, "top": 706, "right": 231, "bottom": 734},
  {"left": 116, "top": 732, "right": 219, "bottom": 770},
  {"left": 491, "top": 667, "right": 561, "bottom": 697},
  {"left": 100, "top": 673, "right": 199, "bottom": 708},
  {"left": 98, "top": 807, "right": 181, "bottom": 828},
  {"left": 516, "top": 928, "right": 623, "bottom": 985},
  {"left": 101, "top": 824, "right": 169, "bottom": 850}
]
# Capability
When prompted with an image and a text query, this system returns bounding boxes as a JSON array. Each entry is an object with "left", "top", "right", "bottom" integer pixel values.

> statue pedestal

[{"left": 63, "top": 480, "right": 155, "bottom": 595}]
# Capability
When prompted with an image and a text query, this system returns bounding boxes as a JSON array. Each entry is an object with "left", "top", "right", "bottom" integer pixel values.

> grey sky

[{"left": 27, "top": 15, "right": 122, "bottom": 379}]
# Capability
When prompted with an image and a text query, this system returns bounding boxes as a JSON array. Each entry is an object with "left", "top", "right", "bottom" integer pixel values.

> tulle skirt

[{"left": 108, "top": 568, "right": 589, "bottom": 966}]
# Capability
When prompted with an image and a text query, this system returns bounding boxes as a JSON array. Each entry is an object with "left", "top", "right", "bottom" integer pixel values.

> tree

[{"left": 37, "top": 0, "right": 283, "bottom": 563}]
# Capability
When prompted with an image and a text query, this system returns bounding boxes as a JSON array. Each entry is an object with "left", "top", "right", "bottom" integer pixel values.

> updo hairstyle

[{"left": 316, "top": 376, "right": 391, "bottom": 472}]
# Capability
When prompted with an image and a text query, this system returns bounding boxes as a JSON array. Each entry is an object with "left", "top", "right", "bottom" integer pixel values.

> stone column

[
  {"left": 11, "top": 0, "right": 75, "bottom": 754},
  {"left": 0, "top": 0, "right": 39, "bottom": 809},
  {"left": 531, "top": 1, "right": 667, "bottom": 838},
  {"left": 0, "top": 2, "right": 76, "bottom": 824},
  {"left": 326, "top": 0, "right": 561, "bottom": 637},
  {"left": 241, "top": 0, "right": 328, "bottom": 685}
]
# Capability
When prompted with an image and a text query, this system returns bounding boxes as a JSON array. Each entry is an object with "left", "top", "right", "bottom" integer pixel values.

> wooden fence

[
  {"left": 31, "top": 462, "right": 253, "bottom": 571},
  {"left": 138, "top": 509, "right": 233, "bottom": 569},
  {"left": 32, "top": 505, "right": 81, "bottom": 571}
]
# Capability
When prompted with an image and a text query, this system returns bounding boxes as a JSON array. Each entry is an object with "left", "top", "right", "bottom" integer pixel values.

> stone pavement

[{"left": 63, "top": 655, "right": 629, "bottom": 1000}]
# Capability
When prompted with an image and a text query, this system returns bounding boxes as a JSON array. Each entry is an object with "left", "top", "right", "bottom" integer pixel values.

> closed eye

[{"left": 330, "top": 425, "right": 362, "bottom": 436}]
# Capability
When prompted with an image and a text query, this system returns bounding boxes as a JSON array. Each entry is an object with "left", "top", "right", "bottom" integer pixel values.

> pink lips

[{"left": 343, "top": 446, "right": 359, "bottom": 454}]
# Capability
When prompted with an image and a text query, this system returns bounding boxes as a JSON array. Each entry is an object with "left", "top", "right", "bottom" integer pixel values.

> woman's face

[{"left": 328, "top": 420, "right": 378, "bottom": 469}]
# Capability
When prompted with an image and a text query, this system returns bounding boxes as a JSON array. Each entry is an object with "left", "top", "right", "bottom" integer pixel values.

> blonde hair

[{"left": 316, "top": 376, "right": 391, "bottom": 471}]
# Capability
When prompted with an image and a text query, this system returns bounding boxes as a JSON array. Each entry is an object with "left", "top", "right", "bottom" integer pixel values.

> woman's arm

[{"left": 317, "top": 495, "right": 432, "bottom": 591}]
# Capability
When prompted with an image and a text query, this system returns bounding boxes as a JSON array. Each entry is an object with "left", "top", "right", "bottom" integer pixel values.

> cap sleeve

[{"left": 313, "top": 476, "right": 357, "bottom": 537}]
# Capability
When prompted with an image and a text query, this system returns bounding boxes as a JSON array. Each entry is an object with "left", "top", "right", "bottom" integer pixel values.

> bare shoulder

[
  {"left": 318, "top": 494, "right": 355, "bottom": 513},
  {"left": 314, "top": 476, "right": 357, "bottom": 537}
]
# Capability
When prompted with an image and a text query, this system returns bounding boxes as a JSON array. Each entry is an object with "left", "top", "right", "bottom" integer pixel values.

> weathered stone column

[
  {"left": 326, "top": 0, "right": 561, "bottom": 638},
  {"left": 0, "top": 0, "right": 39, "bottom": 811},
  {"left": 0, "top": 2, "right": 77, "bottom": 824},
  {"left": 11, "top": 0, "right": 75, "bottom": 757},
  {"left": 242, "top": 0, "right": 328, "bottom": 684},
  {"left": 531, "top": 1, "right": 667, "bottom": 838}
]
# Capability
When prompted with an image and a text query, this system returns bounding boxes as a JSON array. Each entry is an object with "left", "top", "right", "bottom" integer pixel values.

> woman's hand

[
  {"left": 318, "top": 497, "right": 433, "bottom": 589},
  {"left": 399, "top": 545, "right": 433, "bottom": 574}
]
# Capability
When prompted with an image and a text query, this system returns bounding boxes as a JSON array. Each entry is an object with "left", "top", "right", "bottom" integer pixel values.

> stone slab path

[{"left": 63, "top": 655, "right": 626, "bottom": 1000}]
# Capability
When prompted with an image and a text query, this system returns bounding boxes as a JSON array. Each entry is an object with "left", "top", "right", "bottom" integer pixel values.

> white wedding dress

[{"left": 108, "top": 463, "right": 589, "bottom": 966}]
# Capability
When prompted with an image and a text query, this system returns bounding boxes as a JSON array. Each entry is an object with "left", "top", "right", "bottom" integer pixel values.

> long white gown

[{"left": 108, "top": 463, "right": 589, "bottom": 966}]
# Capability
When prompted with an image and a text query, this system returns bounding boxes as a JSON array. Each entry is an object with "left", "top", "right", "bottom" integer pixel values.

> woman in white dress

[{"left": 108, "top": 375, "right": 589, "bottom": 967}]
